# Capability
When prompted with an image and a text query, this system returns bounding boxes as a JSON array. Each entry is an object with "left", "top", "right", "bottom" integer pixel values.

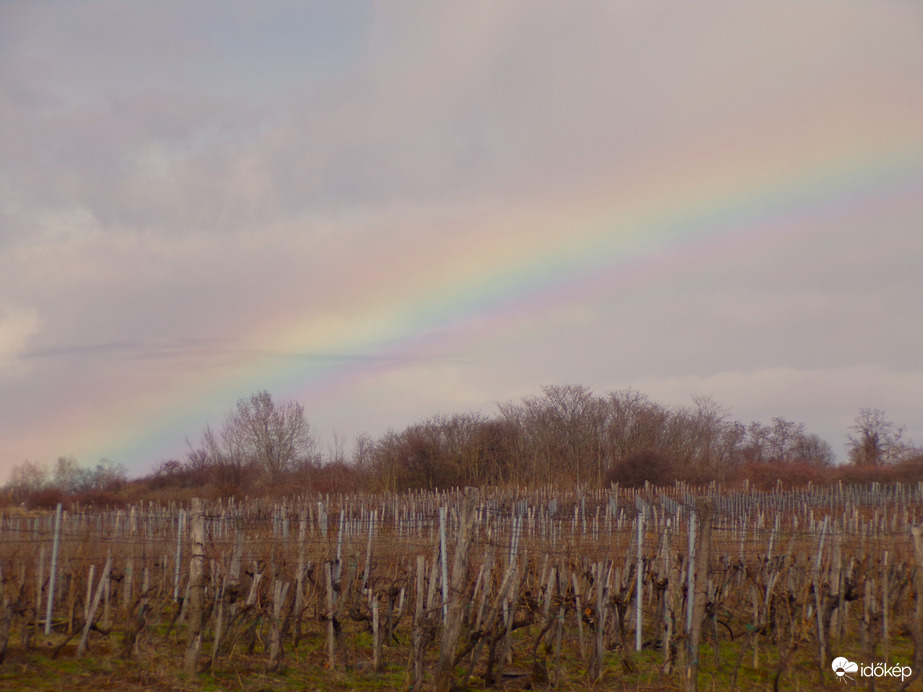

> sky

[{"left": 1, "top": 1, "right": 922, "bottom": 479}]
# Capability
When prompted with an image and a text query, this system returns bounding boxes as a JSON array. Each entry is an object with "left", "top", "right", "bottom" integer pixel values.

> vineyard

[{"left": 1, "top": 482, "right": 922, "bottom": 691}]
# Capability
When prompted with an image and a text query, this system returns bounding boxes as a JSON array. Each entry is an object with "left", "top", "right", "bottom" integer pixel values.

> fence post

[
  {"left": 173, "top": 509, "right": 185, "bottom": 601},
  {"left": 411, "top": 554, "right": 426, "bottom": 687},
  {"left": 434, "top": 489, "right": 478, "bottom": 691},
  {"left": 635, "top": 513, "right": 644, "bottom": 651},
  {"left": 77, "top": 552, "right": 111, "bottom": 656},
  {"left": 372, "top": 593, "right": 382, "bottom": 672},
  {"left": 362, "top": 509, "right": 376, "bottom": 594},
  {"left": 184, "top": 499, "right": 205, "bottom": 676},
  {"left": 44, "top": 503, "right": 63, "bottom": 635},
  {"left": 684, "top": 498, "right": 713, "bottom": 692},
  {"left": 572, "top": 572, "right": 586, "bottom": 660},
  {"left": 267, "top": 579, "right": 290, "bottom": 672},
  {"left": 685, "top": 511, "right": 697, "bottom": 635},
  {"left": 325, "top": 561, "right": 337, "bottom": 669},
  {"left": 812, "top": 515, "right": 829, "bottom": 674},
  {"left": 906, "top": 525, "right": 923, "bottom": 688},
  {"left": 439, "top": 505, "right": 449, "bottom": 623}
]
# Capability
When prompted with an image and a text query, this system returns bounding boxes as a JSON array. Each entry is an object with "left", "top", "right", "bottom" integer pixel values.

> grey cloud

[
  {"left": 1, "top": 1, "right": 922, "bottom": 474},
  {"left": 4, "top": 1, "right": 922, "bottom": 241},
  {"left": 21, "top": 338, "right": 221, "bottom": 361},
  {"left": 22, "top": 338, "right": 459, "bottom": 366}
]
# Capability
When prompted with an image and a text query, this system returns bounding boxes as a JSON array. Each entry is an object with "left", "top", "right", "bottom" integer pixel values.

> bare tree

[
  {"left": 191, "top": 391, "right": 315, "bottom": 481},
  {"left": 229, "top": 391, "right": 314, "bottom": 478},
  {"left": 326, "top": 430, "right": 347, "bottom": 466},
  {"left": 87, "top": 458, "right": 127, "bottom": 491},
  {"left": 792, "top": 433, "right": 835, "bottom": 466},
  {"left": 500, "top": 384, "right": 608, "bottom": 485},
  {"left": 352, "top": 432, "right": 376, "bottom": 471},
  {"left": 847, "top": 408, "right": 909, "bottom": 467},
  {"left": 743, "top": 418, "right": 833, "bottom": 466},
  {"left": 604, "top": 388, "right": 671, "bottom": 458},
  {"left": 7, "top": 460, "right": 48, "bottom": 500},
  {"left": 674, "top": 396, "right": 741, "bottom": 479},
  {"left": 765, "top": 417, "right": 804, "bottom": 461},
  {"left": 53, "top": 456, "right": 86, "bottom": 493}
]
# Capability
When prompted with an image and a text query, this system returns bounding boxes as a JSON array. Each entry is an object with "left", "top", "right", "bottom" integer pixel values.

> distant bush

[
  {"left": 892, "top": 456, "right": 923, "bottom": 482},
  {"left": 308, "top": 461, "right": 368, "bottom": 494},
  {"left": 72, "top": 490, "right": 128, "bottom": 509},
  {"left": 734, "top": 461, "right": 831, "bottom": 490},
  {"left": 144, "top": 460, "right": 209, "bottom": 489},
  {"left": 732, "top": 458, "right": 923, "bottom": 490},
  {"left": 24, "top": 487, "right": 66, "bottom": 510},
  {"left": 834, "top": 458, "right": 923, "bottom": 485},
  {"left": 604, "top": 449, "right": 678, "bottom": 487}
]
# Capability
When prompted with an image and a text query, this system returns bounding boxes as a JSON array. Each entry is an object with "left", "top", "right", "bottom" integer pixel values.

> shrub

[
  {"left": 72, "top": 490, "right": 128, "bottom": 509},
  {"left": 308, "top": 462, "right": 368, "bottom": 494},
  {"left": 604, "top": 449, "right": 677, "bottom": 487},
  {"left": 834, "top": 458, "right": 923, "bottom": 485},
  {"left": 735, "top": 461, "right": 831, "bottom": 490},
  {"left": 24, "top": 487, "right": 66, "bottom": 510}
]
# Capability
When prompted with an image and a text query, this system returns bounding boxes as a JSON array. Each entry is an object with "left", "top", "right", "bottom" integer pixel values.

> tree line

[
  {"left": 4, "top": 385, "right": 921, "bottom": 504},
  {"left": 4, "top": 456, "right": 127, "bottom": 506}
]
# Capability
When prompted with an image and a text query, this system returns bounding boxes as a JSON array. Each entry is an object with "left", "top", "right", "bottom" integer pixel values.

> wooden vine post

[
  {"left": 325, "top": 561, "right": 337, "bottom": 669},
  {"left": 184, "top": 499, "right": 206, "bottom": 676},
  {"left": 77, "top": 552, "right": 112, "bottom": 656},
  {"left": 684, "top": 498, "right": 713, "bottom": 692},
  {"left": 434, "top": 488, "right": 478, "bottom": 692},
  {"left": 908, "top": 525, "right": 923, "bottom": 688},
  {"left": 44, "top": 503, "right": 63, "bottom": 635}
]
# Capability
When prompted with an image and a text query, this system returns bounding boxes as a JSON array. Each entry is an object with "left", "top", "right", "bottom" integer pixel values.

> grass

[{"left": 0, "top": 620, "right": 917, "bottom": 691}]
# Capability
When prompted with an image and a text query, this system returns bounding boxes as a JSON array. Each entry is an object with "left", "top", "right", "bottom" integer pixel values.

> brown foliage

[
  {"left": 71, "top": 490, "right": 128, "bottom": 509},
  {"left": 307, "top": 462, "right": 367, "bottom": 494},
  {"left": 604, "top": 449, "right": 678, "bottom": 487},
  {"left": 733, "top": 461, "right": 832, "bottom": 490},
  {"left": 21, "top": 387, "right": 915, "bottom": 505},
  {"left": 23, "top": 487, "right": 66, "bottom": 509},
  {"left": 834, "top": 457, "right": 923, "bottom": 484}
]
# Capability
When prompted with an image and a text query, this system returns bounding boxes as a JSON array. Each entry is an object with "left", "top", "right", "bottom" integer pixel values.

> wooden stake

[
  {"left": 325, "top": 561, "right": 336, "bottom": 669},
  {"left": 184, "top": 499, "right": 206, "bottom": 676},
  {"left": 44, "top": 503, "right": 62, "bottom": 635},
  {"left": 77, "top": 553, "right": 111, "bottom": 656},
  {"left": 372, "top": 593, "right": 382, "bottom": 672},
  {"left": 685, "top": 498, "right": 713, "bottom": 692},
  {"left": 434, "top": 489, "right": 477, "bottom": 692}
]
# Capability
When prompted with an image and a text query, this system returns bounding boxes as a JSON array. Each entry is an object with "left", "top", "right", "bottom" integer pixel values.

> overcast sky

[{"left": 2, "top": 1, "right": 922, "bottom": 479}]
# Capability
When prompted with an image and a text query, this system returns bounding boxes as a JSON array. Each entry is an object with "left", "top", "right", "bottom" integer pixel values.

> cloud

[
  {"left": 301, "top": 358, "right": 501, "bottom": 443},
  {"left": 21, "top": 338, "right": 219, "bottom": 362},
  {"left": 634, "top": 365, "right": 923, "bottom": 456},
  {"left": 22, "top": 337, "right": 445, "bottom": 367},
  {"left": 0, "top": 306, "right": 42, "bottom": 376},
  {"left": 7, "top": 0, "right": 919, "bottom": 244},
  {"left": 0, "top": 1, "right": 921, "bottom": 475}
]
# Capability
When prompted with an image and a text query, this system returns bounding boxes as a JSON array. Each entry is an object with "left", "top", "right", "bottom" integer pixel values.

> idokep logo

[
  {"left": 831, "top": 657, "right": 858, "bottom": 682},
  {"left": 831, "top": 656, "right": 912, "bottom": 683}
]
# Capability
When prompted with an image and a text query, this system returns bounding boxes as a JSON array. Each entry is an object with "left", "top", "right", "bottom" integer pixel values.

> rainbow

[{"left": 63, "top": 132, "right": 923, "bottom": 471}]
